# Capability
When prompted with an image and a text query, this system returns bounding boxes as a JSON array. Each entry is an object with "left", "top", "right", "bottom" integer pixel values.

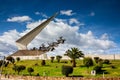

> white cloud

[
  {"left": 40, "top": 13, "right": 48, "bottom": 18},
  {"left": 7, "top": 16, "right": 31, "bottom": 22},
  {"left": 0, "top": 17, "right": 116, "bottom": 56},
  {"left": 35, "top": 12, "right": 48, "bottom": 18},
  {"left": 69, "top": 18, "right": 84, "bottom": 26},
  {"left": 60, "top": 10, "right": 75, "bottom": 16},
  {"left": 0, "top": 30, "right": 20, "bottom": 56},
  {"left": 35, "top": 12, "right": 40, "bottom": 15},
  {"left": 25, "top": 18, "right": 116, "bottom": 54},
  {"left": 69, "top": 18, "right": 79, "bottom": 24},
  {"left": 89, "top": 12, "right": 95, "bottom": 16},
  {"left": 100, "top": 33, "right": 109, "bottom": 40}
]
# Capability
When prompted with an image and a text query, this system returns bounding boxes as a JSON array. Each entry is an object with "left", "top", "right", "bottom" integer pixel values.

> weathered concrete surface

[{"left": 1, "top": 75, "right": 120, "bottom": 80}]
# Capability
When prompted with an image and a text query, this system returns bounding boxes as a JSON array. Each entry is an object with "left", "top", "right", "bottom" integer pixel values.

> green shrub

[
  {"left": 93, "top": 65, "right": 102, "bottom": 73},
  {"left": 110, "top": 65, "right": 116, "bottom": 69},
  {"left": 0, "top": 60, "right": 7, "bottom": 67},
  {"left": 27, "top": 67, "right": 34, "bottom": 75},
  {"left": 61, "top": 65, "right": 73, "bottom": 77},
  {"left": 5, "top": 62, "right": 9, "bottom": 67},
  {"left": 83, "top": 57, "right": 94, "bottom": 68},
  {"left": 16, "top": 57, "right": 20, "bottom": 62},
  {"left": 34, "top": 63, "right": 39, "bottom": 66},
  {"left": 41, "top": 60, "right": 46, "bottom": 66},
  {"left": 6, "top": 56, "right": 15, "bottom": 64},
  {"left": 98, "top": 59, "right": 103, "bottom": 63},
  {"left": 94, "top": 57, "right": 99, "bottom": 63},
  {"left": 103, "top": 59, "right": 110, "bottom": 64},
  {"left": 56, "top": 55, "right": 62, "bottom": 63},
  {"left": 20, "top": 65, "right": 26, "bottom": 70},
  {"left": 13, "top": 65, "right": 26, "bottom": 74},
  {"left": 61, "top": 60, "right": 68, "bottom": 63},
  {"left": 50, "top": 56, "right": 55, "bottom": 63},
  {"left": 36, "top": 73, "right": 39, "bottom": 76}
]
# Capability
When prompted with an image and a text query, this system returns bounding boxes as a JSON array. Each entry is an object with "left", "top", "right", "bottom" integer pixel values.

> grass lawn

[{"left": 2, "top": 59, "right": 120, "bottom": 77}]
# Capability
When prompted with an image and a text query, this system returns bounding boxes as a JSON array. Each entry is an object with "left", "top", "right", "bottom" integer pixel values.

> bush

[
  {"left": 110, "top": 65, "right": 116, "bottom": 69},
  {"left": 83, "top": 57, "right": 94, "bottom": 68},
  {"left": 61, "top": 60, "right": 68, "bottom": 63},
  {"left": 41, "top": 60, "right": 46, "bottom": 66},
  {"left": 36, "top": 73, "right": 39, "bottom": 76},
  {"left": 98, "top": 59, "right": 103, "bottom": 62},
  {"left": 34, "top": 63, "right": 39, "bottom": 66},
  {"left": 56, "top": 55, "right": 62, "bottom": 63},
  {"left": 13, "top": 65, "right": 26, "bottom": 74},
  {"left": 6, "top": 56, "right": 15, "bottom": 64},
  {"left": 0, "top": 60, "right": 7, "bottom": 67},
  {"left": 50, "top": 56, "right": 55, "bottom": 63},
  {"left": 27, "top": 67, "right": 34, "bottom": 75},
  {"left": 20, "top": 65, "right": 26, "bottom": 70},
  {"left": 62, "top": 65, "right": 73, "bottom": 77},
  {"left": 93, "top": 65, "right": 102, "bottom": 73},
  {"left": 16, "top": 57, "right": 20, "bottom": 62},
  {"left": 103, "top": 59, "right": 110, "bottom": 64},
  {"left": 5, "top": 62, "right": 9, "bottom": 67},
  {"left": 94, "top": 57, "right": 99, "bottom": 63},
  {"left": 12, "top": 65, "right": 18, "bottom": 72}
]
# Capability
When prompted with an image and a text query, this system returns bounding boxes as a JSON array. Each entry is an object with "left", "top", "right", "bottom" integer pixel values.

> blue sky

[{"left": 0, "top": 0, "right": 120, "bottom": 56}]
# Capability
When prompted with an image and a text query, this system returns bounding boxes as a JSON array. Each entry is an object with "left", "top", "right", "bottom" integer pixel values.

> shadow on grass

[
  {"left": 97, "top": 70, "right": 109, "bottom": 74},
  {"left": 40, "top": 65, "right": 51, "bottom": 67},
  {"left": 80, "top": 65, "right": 86, "bottom": 67},
  {"left": 69, "top": 75, "right": 84, "bottom": 77}
]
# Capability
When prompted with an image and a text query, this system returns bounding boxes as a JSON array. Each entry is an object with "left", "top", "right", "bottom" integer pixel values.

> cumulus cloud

[
  {"left": 25, "top": 18, "right": 116, "bottom": 54},
  {"left": 100, "top": 33, "right": 109, "bottom": 40},
  {"left": 60, "top": 10, "right": 75, "bottom": 16},
  {"left": 0, "top": 17, "right": 116, "bottom": 56},
  {"left": 7, "top": 16, "right": 31, "bottom": 22},
  {"left": 0, "top": 30, "right": 20, "bottom": 56}
]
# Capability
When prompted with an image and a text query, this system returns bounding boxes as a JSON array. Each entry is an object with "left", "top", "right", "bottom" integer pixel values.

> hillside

[{"left": 2, "top": 59, "right": 120, "bottom": 77}]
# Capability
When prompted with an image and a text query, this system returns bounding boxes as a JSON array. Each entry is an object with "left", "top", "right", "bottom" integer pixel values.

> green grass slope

[{"left": 2, "top": 59, "right": 120, "bottom": 77}]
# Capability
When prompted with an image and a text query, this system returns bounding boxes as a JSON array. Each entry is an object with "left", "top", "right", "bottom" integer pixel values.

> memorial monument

[
  {"left": 16, "top": 13, "right": 58, "bottom": 50},
  {"left": 11, "top": 13, "right": 62, "bottom": 60}
]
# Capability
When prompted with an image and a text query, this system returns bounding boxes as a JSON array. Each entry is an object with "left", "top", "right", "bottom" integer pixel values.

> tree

[
  {"left": 13, "top": 65, "right": 26, "bottom": 74},
  {"left": 6, "top": 56, "right": 15, "bottom": 64},
  {"left": 50, "top": 56, "right": 55, "bottom": 63},
  {"left": 64, "top": 47, "right": 84, "bottom": 67},
  {"left": 0, "top": 60, "right": 5, "bottom": 67},
  {"left": 62, "top": 65, "right": 73, "bottom": 77},
  {"left": 83, "top": 57, "right": 94, "bottom": 68},
  {"left": 56, "top": 55, "right": 62, "bottom": 63},
  {"left": 27, "top": 67, "right": 34, "bottom": 75},
  {"left": 4, "top": 62, "right": 9, "bottom": 67},
  {"left": 16, "top": 57, "right": 20, "bottom": 62}
]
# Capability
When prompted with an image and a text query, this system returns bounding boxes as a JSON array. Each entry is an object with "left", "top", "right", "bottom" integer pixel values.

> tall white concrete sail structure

[{"left": 16, "top": 13, "right": 58, "bottom": 50}]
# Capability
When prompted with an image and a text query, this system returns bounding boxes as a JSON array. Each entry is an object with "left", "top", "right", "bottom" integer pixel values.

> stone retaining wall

[{"left": 1, "top": 75, "right": 120, "bottom": 80}]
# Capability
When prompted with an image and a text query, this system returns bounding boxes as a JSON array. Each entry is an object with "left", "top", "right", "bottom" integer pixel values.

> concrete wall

[
  {"left": 85, "top": 54, "right": 120, "bottom": 60},
  {"left": 12, "top": 54, "right": 48, "bottom": 60},
  {"left": 12, "top": 54, "right": 120, "bottom": 60}
]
